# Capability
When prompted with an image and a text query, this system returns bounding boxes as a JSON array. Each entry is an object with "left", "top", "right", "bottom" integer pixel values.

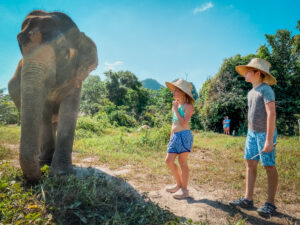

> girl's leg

[
  {"left": 178, "top": 152, "right": 189, "bottom": 190},
  {"left": 165, "top": 153, "right": 182, "bottom": 187}
]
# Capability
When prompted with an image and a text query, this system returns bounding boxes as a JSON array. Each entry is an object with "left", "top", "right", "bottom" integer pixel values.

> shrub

[
  {"left": 76, "top": 116, "right": 104, "bottom": 135},
  {"left": 109, "top": 110, "right": 137, "bottom": 127}
]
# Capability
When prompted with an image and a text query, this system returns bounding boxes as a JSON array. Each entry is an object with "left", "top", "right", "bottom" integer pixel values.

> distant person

[
  {"left": 229, "top": 58, "right": 278, "bottom": 219},
  {"left": 164, "top": 79, "right": 195, "bottom": 199},
  {"left": 223, "top": 116, "right": 231, "bottom": 135}
]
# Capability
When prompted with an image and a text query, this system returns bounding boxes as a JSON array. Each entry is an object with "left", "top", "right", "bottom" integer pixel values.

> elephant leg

[
  {"left": 39, "top": 103, "right": 56, "bottom": 167},
  {"left": 50, "top": 87, "right": 81, "bottom": 175}
]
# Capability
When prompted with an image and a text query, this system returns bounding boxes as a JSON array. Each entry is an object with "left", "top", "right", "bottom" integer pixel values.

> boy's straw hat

[
  {"left": 165, "top": 79, "right": 195, "bottom": 103},
  {"left": 235, "top": 58, "right": 277, "bottom": 85}
]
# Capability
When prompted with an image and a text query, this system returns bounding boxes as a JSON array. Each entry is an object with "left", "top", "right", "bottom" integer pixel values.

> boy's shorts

[
  {"left": 245, "top": 129, "right": 277, "bottom": 166},
  {"left": 167, "top": 130, "right": 193, "bottom": 154}
]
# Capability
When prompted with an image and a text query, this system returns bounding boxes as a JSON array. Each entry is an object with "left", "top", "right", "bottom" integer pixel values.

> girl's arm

[
  {"left": 173, "top": 104, "right": 194, "bottom": 126},
  {"left": 170, "top": 125, "right": 174, "bottom": 139}
]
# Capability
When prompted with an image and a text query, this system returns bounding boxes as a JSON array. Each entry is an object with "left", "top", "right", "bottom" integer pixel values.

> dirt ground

[
  {"left": 72, "top": 153, "right": 300, "bottom": 225},
  {"left": 3, "top": 145, "right": 300, "bottom": 225}
]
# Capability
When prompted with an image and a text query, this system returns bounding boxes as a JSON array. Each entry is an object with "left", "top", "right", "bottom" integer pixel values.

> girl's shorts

[{"left": 167, "top": 130, "right": 193, "bottom": 154}]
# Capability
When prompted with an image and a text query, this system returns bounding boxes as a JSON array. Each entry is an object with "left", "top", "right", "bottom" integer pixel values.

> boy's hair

[{"left": 253, "top": 69, "right": 265, "bottom": 80}]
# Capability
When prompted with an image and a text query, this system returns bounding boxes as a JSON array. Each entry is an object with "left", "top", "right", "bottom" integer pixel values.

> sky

[{"left": 0, "top": 0, "right": 299, "bottom": 92}]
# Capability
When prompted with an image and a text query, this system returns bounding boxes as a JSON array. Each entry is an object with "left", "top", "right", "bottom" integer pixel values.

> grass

[
  {"left": 0, "top": 124, "right": 299, "bottom": 224},
  {"left": 0, "top": 162, "right": 189, "bottom": 225}
]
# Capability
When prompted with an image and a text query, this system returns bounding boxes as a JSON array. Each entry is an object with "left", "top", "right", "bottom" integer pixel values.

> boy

[{"left": 229, "top": 58, "right": 278, "bottom": 218}]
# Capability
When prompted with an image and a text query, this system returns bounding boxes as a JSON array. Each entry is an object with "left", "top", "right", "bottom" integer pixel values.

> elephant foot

[{"left": 19, "top": 156, "right": 42, "bottom": 182}]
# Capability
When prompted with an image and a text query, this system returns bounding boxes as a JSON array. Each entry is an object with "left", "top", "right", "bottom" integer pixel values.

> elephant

[{"left": 8, "top": 10, "right": 98, "bottom": 181}]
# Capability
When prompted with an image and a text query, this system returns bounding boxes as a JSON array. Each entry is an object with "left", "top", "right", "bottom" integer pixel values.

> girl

[{"left": 165, "top": 79, "right": 195, "bottom": 199}]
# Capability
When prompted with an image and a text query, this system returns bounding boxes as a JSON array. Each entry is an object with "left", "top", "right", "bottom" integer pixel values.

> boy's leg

[
  {"left": 257, "top": 131, "right": 278, "bottom": 205},
  {"left": 265, "top": 166, "right": 278, "bottom": 204},
  {"left": 230, "top": 130, "right": 258, "bottom": 208},
  {"left": 165, "top": 153, "right": 182, "bottom": 187},
  {"left": 245, "top": 160, "right": 259, "bottom": 201},
  {"left": 178, "top": 152, "right": 189, "bottom": 190}
]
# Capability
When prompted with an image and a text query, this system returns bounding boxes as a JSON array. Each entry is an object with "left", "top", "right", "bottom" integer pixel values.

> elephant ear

[{"left": 73, "top": 32, "right": 98, "bottom": 88}]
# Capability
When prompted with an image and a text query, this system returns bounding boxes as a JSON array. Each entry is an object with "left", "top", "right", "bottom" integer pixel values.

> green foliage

[
  {"left": 260, "top": 28, "right": 300, "bottom": 135},
  {"left": 80, "top": 75, "right": 106, "bottom": 115},
  {"left": 109, "top": 109, "right": 138, "bottom": 127},
  {"left": 0, "top": 162, "right": 197, "bottom": 225},
  {"left": 197, "top": 54, "right": 254, "bottom": 133},
  {"left": 0, "top": 162, "right": 52, "bottom": 224},
  {"left": 0, "top": 89, "right": 19, "bottom": 124},
  {"left": 76, "top": 116, "right": 105, "bottom": 135},
  {"left": 197, "top": 23, "right": 300, "bottom": 135}
]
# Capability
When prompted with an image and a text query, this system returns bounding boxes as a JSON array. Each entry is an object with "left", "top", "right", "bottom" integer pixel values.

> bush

[
  {"left": 76, "top": 116, "right": 104, "bottom": 135},
  {"left": 109, "top": 110, "right": 137, "bottom": 127}
]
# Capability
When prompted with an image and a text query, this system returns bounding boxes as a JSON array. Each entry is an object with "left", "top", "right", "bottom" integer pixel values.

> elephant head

[{"left": 9, "top": 10, "right": 98, "bottom": 181}]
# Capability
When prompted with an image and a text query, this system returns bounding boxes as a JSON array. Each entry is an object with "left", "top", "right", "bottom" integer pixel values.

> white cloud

[
  {"left": 193, "top": 2, "right": 214, "bottom": 14},
  {"left": 104, "top": 61, "right": 124, "bottom": 71}
]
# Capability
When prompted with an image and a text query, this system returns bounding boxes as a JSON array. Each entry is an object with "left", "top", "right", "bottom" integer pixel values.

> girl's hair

[{"left": 183, "top": 93, "right": 194, "bottom": 104}]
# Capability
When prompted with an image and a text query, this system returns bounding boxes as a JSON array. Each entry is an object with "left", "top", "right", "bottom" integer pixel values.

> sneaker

[
  {"left": 257, "top": 202, "right": 277, "bottom": 218},
  {"left": 173, "top": 188, "right": 189, "bottom": 199},
  {"left": 165, "top": 184, "right": 181, "bottom": 193},
  {"left": 229, "top": 198, "right": 254, "bottom": 209}
]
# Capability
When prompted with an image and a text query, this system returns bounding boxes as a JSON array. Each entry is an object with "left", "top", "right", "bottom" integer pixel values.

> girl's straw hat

[
  {"left": 165, "top": 79, "right": 195, "bottom": 103},
  {"left": 235, "top": 58, "right": 277, "bottom": 85}
]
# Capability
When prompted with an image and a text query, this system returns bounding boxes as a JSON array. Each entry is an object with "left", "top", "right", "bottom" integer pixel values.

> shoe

[
  {"left": 173, "top": 188, "right": 189, "bottom": 199},
  {"left": 165, "top": 184, "right": 181, "bottom": 193},
  {"left": 229, "top": 198, "right": 254, "bottom": 209},
  {"left": 257, "top": 202, "right": 277, "bottom": 218}
]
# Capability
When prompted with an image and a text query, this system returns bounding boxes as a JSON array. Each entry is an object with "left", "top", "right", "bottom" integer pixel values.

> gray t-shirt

[{"left": 247, "top": 83, "right": 275, "bottom": 132}]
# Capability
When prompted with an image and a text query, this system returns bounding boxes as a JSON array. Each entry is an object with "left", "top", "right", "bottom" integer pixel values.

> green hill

[{"left": 142, "top": 78, "right": 163, "bottom": 90}]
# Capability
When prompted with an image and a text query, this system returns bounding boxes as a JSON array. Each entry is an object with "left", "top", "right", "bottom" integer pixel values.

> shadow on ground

[
  {"left": 25, "top": 166, "right": 186, "bottom": 225},
  {"left": 186, "top": 198, "right": 300, "bottom": 225}
]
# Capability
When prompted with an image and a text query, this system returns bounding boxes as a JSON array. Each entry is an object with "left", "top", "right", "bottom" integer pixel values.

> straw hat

[
  {"left": 165, "top": 79, "right": 195, "bottom": 103},
  {"left": 235, "top": 58, "right": 277, "bottom": 85}
]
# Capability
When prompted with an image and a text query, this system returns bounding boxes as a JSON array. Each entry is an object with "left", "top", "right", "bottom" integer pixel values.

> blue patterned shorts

[
  {"left": 167, "top": 130, "right": 193, "bottom": 154},
  {"left": 245, "top": 129, "right": 277, "bottom": 166}
]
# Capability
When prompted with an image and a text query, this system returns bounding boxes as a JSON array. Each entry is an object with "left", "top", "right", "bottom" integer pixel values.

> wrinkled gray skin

[{"left": 8, "top": 10, "right": 98, "bottom": 181}]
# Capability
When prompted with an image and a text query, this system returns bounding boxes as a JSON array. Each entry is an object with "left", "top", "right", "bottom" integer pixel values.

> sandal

[
  {"left": 257, "top": 202, "right": 277, "bottom": 218},
  {"left": 165, "top": 184, "right": 181, "bottom": 193},
  {"left": 229, "top": 197, "right": 254, "bottom": 209}
]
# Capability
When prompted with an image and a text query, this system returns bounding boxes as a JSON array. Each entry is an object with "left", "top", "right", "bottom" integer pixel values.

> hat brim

[
  {"left": 235, "top": 65, "right": 277, "bottom": 85},
  {"left": 165, "top": 82, "right": 195, "bottom": 103}
]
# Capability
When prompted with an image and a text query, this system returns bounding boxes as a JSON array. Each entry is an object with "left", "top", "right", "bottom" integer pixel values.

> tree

[
  {"left": 80, "top": 75, "right": 106, "bottom": 114},
  {"left": 258, "top": 25, "right": 300, "bottom": 135},
  {"left": 197, "top": 22, "right": 300, "bottom": 135},
  {"left": 0, "top": 89, "right": 19, "bottom": 124},
  {"left": 197, "top": 54, "right": 254, "bottom": 133}
]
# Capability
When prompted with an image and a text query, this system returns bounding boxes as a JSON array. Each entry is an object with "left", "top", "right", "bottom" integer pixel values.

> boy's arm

[{"left": 262, "top": 101, "right": 276, "bottom": 152}]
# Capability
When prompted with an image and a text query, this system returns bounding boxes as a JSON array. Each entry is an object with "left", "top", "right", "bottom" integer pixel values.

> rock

[{"left": 137, "top": 125, "right": 150, "bottom": 132}]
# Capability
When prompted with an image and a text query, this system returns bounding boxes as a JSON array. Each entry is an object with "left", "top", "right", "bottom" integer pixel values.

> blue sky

[{"left": 0, "top": 0, "right": 299, "bottom": 91}]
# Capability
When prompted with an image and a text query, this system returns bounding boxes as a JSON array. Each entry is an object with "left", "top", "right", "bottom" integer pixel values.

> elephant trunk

[{"left": 20, "top": 45, "right": 55, "bottom": 181}]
